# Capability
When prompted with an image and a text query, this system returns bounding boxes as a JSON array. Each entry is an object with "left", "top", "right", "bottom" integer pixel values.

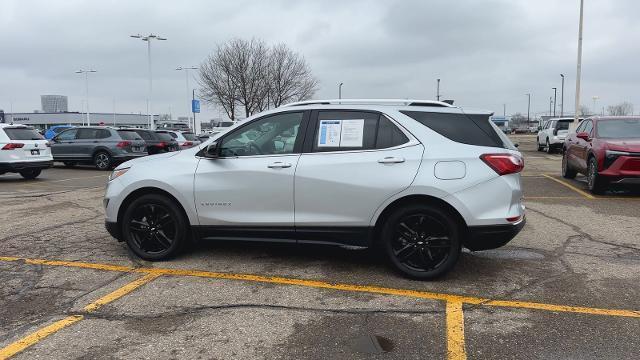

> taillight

[
  {"left": 2, "top": 143, "right": 25, "bottom": 150},
  {"left": 480, "top": 153, "right": 524, "bottom": 175},
  {"left": 158, "top": 141, "right": 166, "bottom": 148},
  {"left": 182, "top": 141, "right": 193, "bottom": 147},
  {"left": 116, "top": 141, "right": 131, "bottom": 149}
]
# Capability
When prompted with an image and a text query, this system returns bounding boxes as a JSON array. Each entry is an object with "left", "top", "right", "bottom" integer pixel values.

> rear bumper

[
  {"left": 464, "top": 217, "right": 526, "bottom": 251},
  {"left": 0, "top": 160, "right": 53, "bottom": 172},
  {"left": 105, "top": 221, "right": 123, "bottom": 242}
]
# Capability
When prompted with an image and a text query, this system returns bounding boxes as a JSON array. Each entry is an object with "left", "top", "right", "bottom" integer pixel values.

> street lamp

[
  {"left": 526, "top": 93, "right": 531, "bottom": 124},
  {"left": 573, "top": 0, "right": 585, "bottom": 131},
  {"left": 552, "top": 87, "right": 557, "bottom": 117},
  {"left": 592, "top": 96, "right": 599, "bottom": 115},
  {"left": 437, "top": 79, "right": 441, "bottom": 101},
  {"left": 75, "top": 69, "right": 97, "bottom": 126},
  {"left": 338, "top": 82, "right": 344, "bottom": 100},
  {"left": 176, "top": 66, "right": 198, "bottom": 130},
  {"left": 131, "top": 33, "right": 167, "bottom": 129},
  {"left": 560, "top": 74, "right": 565, "bottom": 117}
]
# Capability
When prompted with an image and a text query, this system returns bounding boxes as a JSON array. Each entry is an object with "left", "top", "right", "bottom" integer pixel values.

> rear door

[
  {"left": 74, "top": 128, "right": 101, "bottom": 160},
  {"left": 294, "top": 110, "right": 423, "bottom": 245}
]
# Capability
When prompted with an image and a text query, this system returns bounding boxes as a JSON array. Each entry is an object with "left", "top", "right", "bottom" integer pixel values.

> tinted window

[
  {"left": 556, "top": 121, "right": 571, "bottom": 131},
  {"left": 53, "top": 127, "right": 71, "bottom": 134},
  {"left": 135, "top": 130, "right": 154, "bottom": 140},
  {"left": 597, "top": 119, "right": 640, "bottom": 138},
  {"left": 400, "top": 111, "right": 505, "bottom": 148},
  {"left": 221, "top": 112, "right": 303, "bottom": 157},
  {"left": 575, "top": 121, "right": 586, "bottom": 133},
  {"left": 375, "top": 116, "right": 409, "bottom": 149},
  {"left": 76, "top": 128, "right": 101, "bottom": 139},
  {"left": 3, "top": 127, "right": 44, "bottom": 140},
  {"left": 155, "top": 132, "right": 174, "bottom": 141},
  {"left": 313, "top": 111, "right": 379, "bottom": 152},
  {"left": 55, "top": 129, "right": 76, "bottom": 140},
  {"left": 182, "top": 133, "right": 198, "bottom": 141},
  {"left": 157, "top": 131, "right": 178, "bottom": 139},
  {"left": 582, "top": 121, "right": 593, "bottom": 135},
  {"left": 117, "top": 130, "right": 143, "bottom": 140}
]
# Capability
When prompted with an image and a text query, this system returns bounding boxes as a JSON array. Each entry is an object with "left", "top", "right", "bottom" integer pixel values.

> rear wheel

[
  {"left": 381, "top": 204, "right": 461, "bottom": 280},
  {"left": 122, "top": 194, "right": 187, "bottom": 260},
  {"left": 19, "top": 168, "right": 42, "bottom": 180},
  {"left": 587, "top": 157, "right": 607, "bottom": 194},
  {"left": 94, "top": 151, "right": 112, "bottom": 170},
  {"left": 546, "top": 139, "right": 553, "bottom": 154},
  {"left": 561, "top": 151, "right": 577, "bottom": 179}
]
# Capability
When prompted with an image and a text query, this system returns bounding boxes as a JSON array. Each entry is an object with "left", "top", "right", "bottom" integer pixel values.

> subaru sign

[{"left": 192, "top": 100, "right": 200, "bottom": 113}]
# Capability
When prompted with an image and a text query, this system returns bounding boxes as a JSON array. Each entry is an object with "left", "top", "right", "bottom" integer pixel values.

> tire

[
  {"left": 94, "top": 151, "right": 112, "bottom": 170},
  {"left": 121, "top": 194, "right": 187, "bottom": 261},
  {"left": 546, "top": 139, "right": 553, "bottom": 154},
  {"left": 537, "top": 138, "right": 544, "bottom": 151},
  {"left": 381, "top": 204, "right": 461, "bottom": 280},
  {"left": 587, "top": 157, "right": 607, "bottom": 195},
  {"left": 63, "top": 161, "right": 77, "bottom": 167},
  {"left": 19, "top": 168, "right": 42, "bottom": 180},
  {"left": 561, "top": 151, "right": 577, "bottom": 179}
]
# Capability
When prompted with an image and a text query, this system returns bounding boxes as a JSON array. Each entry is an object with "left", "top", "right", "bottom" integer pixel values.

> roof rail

[{"left": 282, "top": 99, "right": 455, "bottom": 108}]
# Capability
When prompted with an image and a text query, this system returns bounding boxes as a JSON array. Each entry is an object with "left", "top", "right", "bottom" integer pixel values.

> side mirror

[
  {"left": 204, "top": 141, "right": 219, "bottom": 158},
  {"left": 514, "top": 143, "right": 519, "bottom": 148},
  {"left": 538, "top": 126, "right": 542, "bottom": 131},
  {"left": 576, "top": 132, "right": 590, "bottom": 141}
]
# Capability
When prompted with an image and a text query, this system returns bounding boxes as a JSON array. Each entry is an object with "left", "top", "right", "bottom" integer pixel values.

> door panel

[{"left": 294, "top": 144, "right": 423, "bottom": 227}]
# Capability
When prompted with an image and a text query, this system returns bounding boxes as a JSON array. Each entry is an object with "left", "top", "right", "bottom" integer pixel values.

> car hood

[
  {"left": 605, "top": 139, "right": 640, "bottom": 152},
  {"left": 115, "top": 151, "right": 180, "bottom": 169}
]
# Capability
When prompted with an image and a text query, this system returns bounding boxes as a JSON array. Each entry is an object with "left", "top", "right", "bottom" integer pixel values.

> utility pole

[
  {"left": 113, "top": 98, "right": 116, "bottom": 126},
  {"left": 503, "top": 104, "right": 506, "bottom": 117},
  {"left": 552, "top": 87, "right": 557, "bottom": 117},
  {"left": 436, "top": 79, "right": 441, "bottom": 101},
  {"left": 176, "top": 66, "right": 198, "bottom": 130},
  {"left": 75, "top": 69, "right": 96, "bottom": 126},
  {"left": 560, "top": 74, "right": 565, "bottom": 117},
  {"left": 338, "top": 82, "right": 343, "bottom": 100},
  {"left": 131, "top": 33, "right": 167, "bottom": 129},
  {"left": 549, "top": 96, "right": 553, "bottom": 116},
  {"left": 573, "top": 0, "right": 585, "bottom": 130},
  {"left": 526, "top": 93, "right": 531, "bottom": 124},
  {"left": 592, "top": 96, "right": 599, "bottom": 115},
  {"left": 192, "top": 89, "right": 198, "bottom": 134}
]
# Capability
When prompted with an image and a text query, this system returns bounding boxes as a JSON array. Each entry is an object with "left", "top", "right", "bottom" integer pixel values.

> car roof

[
  {"left": 277, "top": 99, "right": 493, "bottom": 116},
  {"left": 589, "top": 116, "right": 640, "bottom": 122}
]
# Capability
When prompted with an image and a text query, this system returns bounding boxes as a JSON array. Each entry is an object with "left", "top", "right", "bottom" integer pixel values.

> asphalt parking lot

[{"left": 1, "top": 142, "right": 639, "bottom": 359}]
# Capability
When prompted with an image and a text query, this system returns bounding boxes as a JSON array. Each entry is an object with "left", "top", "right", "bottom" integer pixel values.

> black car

[{"left": 128, "top": 129, "right": 179, "bottom": 155}]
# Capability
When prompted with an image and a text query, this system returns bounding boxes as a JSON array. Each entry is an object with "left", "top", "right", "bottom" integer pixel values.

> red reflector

[
  {"left": 1, "top": 143, "right": 25, "bottom": 150},
  {"left": 116, "top": 141, "right": 131, "bottom": 149},
  {"left": 506, "top": 215, "right": 522, "bottom": 222},
  {"left": 182, "top": 141, "right": 193, "bottom": 147},
  {"left": 158, "top": 141, "right": 166, "bottom": 148},
  {"left": 480, "top": 153, "right": 524, "bottom": 175}
]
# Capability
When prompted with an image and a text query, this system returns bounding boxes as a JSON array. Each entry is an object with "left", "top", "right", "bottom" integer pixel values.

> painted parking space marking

[
  {"left": 541, "top": 174, "right": 596, "bottom": 199},
  {"left": 446, "top": 301, "right": 467, "bottom": 360}
]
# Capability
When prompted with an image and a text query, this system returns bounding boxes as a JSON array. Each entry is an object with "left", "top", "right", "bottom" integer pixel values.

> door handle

[
  {"left": 378, "top": 157, "right": 405, "bottom": 164},
  {"left": 267, "top": 162, "right": 292, "bottom": 169}
]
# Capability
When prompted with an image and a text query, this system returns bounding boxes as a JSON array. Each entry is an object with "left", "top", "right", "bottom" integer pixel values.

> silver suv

[
  {"left": 51, "top": 127, "right": 147, "bottom": 170},
  {"left": 104, "top": 99, "right": 525, "bottom": 279}
]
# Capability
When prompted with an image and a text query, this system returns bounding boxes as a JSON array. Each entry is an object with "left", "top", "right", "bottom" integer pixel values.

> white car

[
  {"left": 0, "top": 124, "right": 53, "bottom": 179},
  {"left": 155, "top": 130, "right": 202, "bottom": 150},
  {"left": 105, "top": 99, "right": 525, "bottom": 279},
  {"left": 537, "top": 118, "right": 577, "bottom": 153}
]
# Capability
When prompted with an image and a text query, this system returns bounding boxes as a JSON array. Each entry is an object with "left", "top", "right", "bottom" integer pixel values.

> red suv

[{"left": 562, "top": 116, "right": 640, "bottom": 194}]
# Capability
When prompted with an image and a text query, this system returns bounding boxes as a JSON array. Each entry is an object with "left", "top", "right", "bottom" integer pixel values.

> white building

[{"left": 4, "top": 112, "right": 158, "bottom": 130}]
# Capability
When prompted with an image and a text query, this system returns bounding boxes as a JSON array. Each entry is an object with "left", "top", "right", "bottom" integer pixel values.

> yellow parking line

[
  {"left": 542, "top": 174, "right": 596, "bottom": 199},
  {"left": 0, "top": 272, "right": 160, "bottom": 359},
  {"left": 0, "top": 315, "right": 84, "bottom": 360},
  {"left": 1, "top": 256, "right": 639, "bottom": 319},
  {"left": 525, "top": 196, "right": 582, "bottom": 200},
  {"left": 83, "top": 273, "right": 161, "bottom": 312},
  {"left": 446, "top": 301, "right": 467, "bottom": 360}
]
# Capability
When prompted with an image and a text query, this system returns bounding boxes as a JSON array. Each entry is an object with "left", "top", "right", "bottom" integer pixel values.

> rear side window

[
  {"left": 117, "top": 130, "right": 143, "bottom": 140},
  {"left": 3, "top": 127, "right": 44, "bottom": 140},
  {"left": 182, "top": 133, "right": 198, "bottom": 141},
  {"left": 376, "top": 116, "right": 409, "bottom": 148},
  {"left": 155, "top": 132, "right": 174, "bottom": 141},
  {"left": 400, "top": 111, "right": 512, "bottom": 149},
  {"left": 53, "top": 127, "right": 71, "bottom": 134},
  {"left": 135, "top": 130, "right": 154, "bottom": 140}
]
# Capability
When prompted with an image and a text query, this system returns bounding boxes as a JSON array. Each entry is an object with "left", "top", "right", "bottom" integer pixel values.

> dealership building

[{"left": 2, "top": 112, "right": 158, "bottom": 130}]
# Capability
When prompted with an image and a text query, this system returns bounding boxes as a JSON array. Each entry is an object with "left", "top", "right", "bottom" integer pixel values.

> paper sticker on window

[
  {"left": 339, "top": 119, "right": 364, "bottom": 147},
  {"left": 318, "top": 120, "right": 341, "bottom": 147}
]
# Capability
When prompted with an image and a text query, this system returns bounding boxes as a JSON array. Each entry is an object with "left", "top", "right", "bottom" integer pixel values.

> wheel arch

[
  {"left": 117, "top": 186, "right": 192, "bottom": 232},
  {"left": 92, "top": 146, "right": 113, "bottom": 159}
]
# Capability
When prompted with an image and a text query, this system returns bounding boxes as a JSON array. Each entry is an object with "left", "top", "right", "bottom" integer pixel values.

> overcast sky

[{"left": 1, "top": 0, "right": 638, "bottom": 121}]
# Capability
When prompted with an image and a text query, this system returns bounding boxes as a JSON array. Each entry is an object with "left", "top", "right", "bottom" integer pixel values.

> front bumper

[
  {"left": 464, "top": 217, "right": 526, "bottom": 251},
  {"left": 0, "top": 160, "right": 54, "bottom": 172}
]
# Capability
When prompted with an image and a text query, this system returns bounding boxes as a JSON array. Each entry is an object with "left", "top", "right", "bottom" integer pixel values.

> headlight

[
  {"left": 109, "top": 167, "right": 130, "bottom": 181},
  {"left": 605, "top": 150, "right": 631, "bottom": 157}
]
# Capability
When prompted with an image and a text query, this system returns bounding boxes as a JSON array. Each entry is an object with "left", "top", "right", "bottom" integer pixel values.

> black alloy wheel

[
  {"left": 562, "top": 151, "right": 577, "bottom": 179},
  {"left": 587, "top": 157, "right": 606, "bottom": 195},
  {"left": 122, "top": 194, "right": 187, "bottom": 260},
  {"left": 382, "top": 204, "right": 461, "bottom": 279}
]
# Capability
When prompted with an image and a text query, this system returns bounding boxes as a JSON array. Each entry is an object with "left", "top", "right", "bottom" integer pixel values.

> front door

[
  {"left": 194, "top": 111, "right": 308, "bottom": 236},
  {"left": 50, "top": 128, "right": 78, "bottom": 159}
]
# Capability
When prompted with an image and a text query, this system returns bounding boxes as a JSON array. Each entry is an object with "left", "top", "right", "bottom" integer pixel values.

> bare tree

[
  {"left": 267, "top": 44, "right": 318, "bottom": 108},
  {"left": 607, "top": 102, "right": 634, "bottom": 116},
  {"left": 199, "top": 45, "right": 238, "bottom": 120},
  {"left": 578, "top": 105, "right": 591, "bottom": 116}
]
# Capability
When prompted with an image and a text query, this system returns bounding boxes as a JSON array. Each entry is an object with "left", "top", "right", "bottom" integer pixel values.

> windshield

[
  {"left": 117, "top": 130, "right": 143, "bottom": 140},
  {"left": 182, "top": 133, "right": 198, "bottom": 141},
  {"left": 155, "top": 132, "right": 174, "bottom": 141},
  {"left": 597, "top": 119, "right": 640, "bottom": 138}
]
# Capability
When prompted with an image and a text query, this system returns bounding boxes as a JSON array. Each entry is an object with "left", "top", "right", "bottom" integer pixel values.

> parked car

[
  {"left": 562, "top": 116, "right": 640, "bottom": 194},
  {"left": 157, "top": 122, "right": 190, "bottom": 131},
  {"left": 155, "top": 130, "right": 202, "bottom": 150},
  {"left": 43, "top": 125, "right": 74, "bottom": 140},
  {"left": 104, "top": 99, "right": 525, "bottom": 279},
  {"left": 537, "top": 118, "right": 577, "bottom": 153},
  {"left": 127, "top": 128, "right": 179, "bottom": 155},
  {"left": 50, "top": 127, "right": 148, "bottom": 170},
  {"left": 0, "top": 124, "right": 53, "bottom": 179}
]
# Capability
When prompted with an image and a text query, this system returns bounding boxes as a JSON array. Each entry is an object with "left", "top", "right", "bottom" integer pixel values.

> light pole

[
  {"left": 131, "top": 33, "right": 167, "bottom": 129},
  {"left": 526, "top": 93, "right": 531, "bottom": 124},
  {"left": 75, "top": 69, "right": 97, "bottom": 126},
  {"left": 592, "top": 96, "right": 599, "bottom": 115},
  {"left": 436, "top": 79, "right": 441, "bottom": 101},
  {"left": 549, "top": 96, "right": 553, "bottom": 116},
  {"left": 573, "top": 0, "right": 585, "bottom": 131},
  {"left": 176, "top": 66, "right": 198, "bottom": 130},
  {"left": 552, "top": 87, "right": 557, "bottom": 117},
  {"left": 503, "top": 104, "right": 506, "bottom": 117},
  {"left": 560, "top": 74, "right": 565, "bottom": 116},
  {"left": 338, "top": 82, "right": 343, "bottom": 99}
]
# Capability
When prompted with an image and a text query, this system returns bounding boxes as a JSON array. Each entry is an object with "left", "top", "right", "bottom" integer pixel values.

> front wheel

[
  {"left": 562, "top": 151, "right": 577, "bottom": 179},
  {"left": 381, "top": 204, "right": 461, "bottom": 280},
  {"left": 546, "top": 139, "right": 553, "bottom": 154},
  {"left": 122, "top": 194, "right": 187, "bottom": 260},
  {"left": 587, "top": 157, "right": 607, "bottom": 194},
  {"left": 537, "top": 138, "right": 544, "bottom": 151},
  {"left": 19, "top": 168, "right": 42, "bottom": 180}
]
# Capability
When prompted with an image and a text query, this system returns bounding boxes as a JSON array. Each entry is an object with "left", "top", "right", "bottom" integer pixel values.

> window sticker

[
  {"left": 318, "top": 120, "right": 342, "bottom": 147},
  {"left": 339, "top": 119, "right": 364, "bottom": 147}
]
